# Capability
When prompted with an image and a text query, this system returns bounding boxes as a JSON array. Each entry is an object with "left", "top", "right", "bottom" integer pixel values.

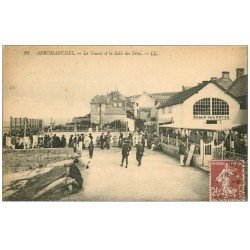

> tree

[
  {"left": 126, "top": 110, "right": 134, "bottom": 119},
  {"left": 135, "top": 118, "right": 145, "bottom": 130}
]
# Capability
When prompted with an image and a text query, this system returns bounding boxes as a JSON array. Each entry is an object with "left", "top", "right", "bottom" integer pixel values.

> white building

[{"left": 157, "top": 80, "right": 247, "bottom": 132}]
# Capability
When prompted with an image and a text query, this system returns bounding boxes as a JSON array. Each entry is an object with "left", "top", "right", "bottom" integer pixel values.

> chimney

[
  {"left": 236, "top": 68, "right": 244, "bottom": 79},
  {"left": 211, "top": 77, "right": 218, "bottom": 81},
  {"left": 222, "top": 71, "right": 230, "bottom": 79}
]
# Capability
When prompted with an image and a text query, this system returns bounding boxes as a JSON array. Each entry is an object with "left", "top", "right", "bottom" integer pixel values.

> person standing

[
  {"left": 119, "top": 132, "right": 123, "bottom": 148},
  {"left": 52, "top": 134, "right": 57, "bottom": 148},
  {"left": 100, "top": 133, "right": 105, "bottom": 149},
  {"left": 178, "top": 142, "right": 186, "bottom": 166},
  {"left": 2, "top": 133, "right": 7, "bottom": 147},
  {"left": 69, "top": 135, "right": 73, "bottom": 148},
  {"left": 136, "top": 141, "right": 144, "bottom": 166},
  {"left": 141, "top": 133, "right": 146, "bottom": 148},
  {"left": 61, "top": 135, "right": 66, "bottom": 148},
  {"left": 88, "top": 140, "right": 94, "bottom": 159},
  {"left": 106, "top": 132, "right": 111, "bottom": 149},
  {"left": 78, "top": 134, "right": 83, "bottom": 152},
  {"left": 73, "top": 135, "right": 78, "bottom": 152},
  {"left": 81, "top": 134, "right": 85, "bottom": 149},
  {"left": 120, "top": 140, "right": 131, "bottom": 168}
]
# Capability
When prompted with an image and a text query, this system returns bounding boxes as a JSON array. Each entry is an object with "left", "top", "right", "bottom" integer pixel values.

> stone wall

[{"left": 2, "top": 148, "right": 76, "bottom": 174}]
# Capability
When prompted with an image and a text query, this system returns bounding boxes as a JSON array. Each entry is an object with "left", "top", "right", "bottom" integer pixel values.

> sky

[{"left": 3, "top": 46, "right": 247, "bottom": 125}]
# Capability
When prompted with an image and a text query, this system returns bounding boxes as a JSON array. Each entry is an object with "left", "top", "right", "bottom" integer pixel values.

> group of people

[
  {"left": 2, "top": 133, "right": 67, "bottom": 149},
  {"left": 120, "top": 139, "right": 144, "bottom": 168}
]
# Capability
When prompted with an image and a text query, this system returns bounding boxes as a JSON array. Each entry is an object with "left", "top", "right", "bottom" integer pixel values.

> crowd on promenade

[{"left": 2, "top": 129, "right": 159, "bottom": 150}]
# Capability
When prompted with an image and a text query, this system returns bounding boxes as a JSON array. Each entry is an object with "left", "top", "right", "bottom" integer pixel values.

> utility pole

[
  {"left": 74, "top": 119, "right": 77, "bottom": 136},
  {"left": 125, "top": 119, "right": 128, "bottom": 136},
  {"left": 50, "top": 118, "right": 53, "bottom": 136},
  {"left": 24, "top": 117, "right": 27, "bottom": 137},
  {"left": 99, "top": 102, "right": 102, "bottom": 133}
]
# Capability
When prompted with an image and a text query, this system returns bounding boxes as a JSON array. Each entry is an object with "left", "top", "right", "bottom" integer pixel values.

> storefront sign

[{"left": 193, "top": 115, "right": 229, "bottom": 120}]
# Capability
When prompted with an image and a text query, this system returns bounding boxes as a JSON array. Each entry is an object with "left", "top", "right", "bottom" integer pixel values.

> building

[
  {"left": 128, "top": 91, "right": 176, "bottom": 120},
  {"left": 227, "top": 68, "right": 248, "bottom": 134},
  {"left": 102, "top": 107, "right": 127, "bottom": 124},
  {"left": 90, "top": 90, "right": 133, "bottom": 125},
  {"left": 227, "top": 68, "right": 248, "bottom": 110},
  {"left": 157, "top": 74, "right": 246, "bottom": 133},
  {"left": 133, "top": 92, "right": 155, "bottom": 119},
  {"left": 72, "top": 114, "right": 91, "bottom": 124}
]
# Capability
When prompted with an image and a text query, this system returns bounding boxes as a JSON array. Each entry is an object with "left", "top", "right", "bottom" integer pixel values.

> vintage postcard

[{"left": 2, "top": 45, "right": 248, "bottom": 201}]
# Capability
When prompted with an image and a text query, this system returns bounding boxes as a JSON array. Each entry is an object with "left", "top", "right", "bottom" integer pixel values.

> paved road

[{"left": 62, "top": 147, "right": 209, "bottom": 201}]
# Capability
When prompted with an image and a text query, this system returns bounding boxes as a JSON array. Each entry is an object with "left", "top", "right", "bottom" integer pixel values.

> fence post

[
  {"left": 199, "top": 139, "right": 204, "bottom": 166},
  {"left": 211, "top": 140, "right": 215, "bottom": 156},
  {"left": 167, "top": 134, "right": 169, "bottom": 144},
  {"left": 186, "top": 137, "right": 189, "bottom": 148},
  {"left": 176, "top": 136, "right": 179, "bottom": 147},
  {"left": 221, "top": 141, "right": 224, "bottom": 159}
]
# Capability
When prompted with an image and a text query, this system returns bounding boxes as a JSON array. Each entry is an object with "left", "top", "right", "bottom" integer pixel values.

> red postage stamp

[{"left": 210, "top": 160, "right": 245, "bottom": 201}]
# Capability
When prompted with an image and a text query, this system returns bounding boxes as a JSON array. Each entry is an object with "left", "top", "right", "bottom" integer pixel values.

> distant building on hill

[{"left": 90, "top": 90, "right": 133, "bottom": 125}]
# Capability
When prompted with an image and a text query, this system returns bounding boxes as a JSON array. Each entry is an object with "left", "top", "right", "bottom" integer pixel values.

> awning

[
  {"left": 159, "top": 123, "right": 241, "bottom": 131},
  {"left": 158, "top": 117, "right": 173, "bottom": 125}
]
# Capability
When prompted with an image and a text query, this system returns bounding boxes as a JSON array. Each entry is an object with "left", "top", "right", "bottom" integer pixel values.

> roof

[
  {"left": 159, "top": 123, "right": 241, "bottom": 131},
  {"left": 157, "top": 81, "right": 239, "bottom": 109},
  {"left": 227, "top": 75, "right": 248, "bottom": 98},
  {"left": 214, "top": 77, "right": 233, "bottom": 90},
  {"left": 103, "top": 107, "right": 126, "bottom": 115},
  {"left": 127, "top": 91, "right": 177, "bottom": 99},
  {"left": 91, "top": 95, "right": 107, "bottom": 104},
  {"left": 157, "top": 82, "right": 209, "bottom": 109}
]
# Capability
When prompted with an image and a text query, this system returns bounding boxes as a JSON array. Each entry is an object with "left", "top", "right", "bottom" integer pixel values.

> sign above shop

[{"left": 193, "top": 115, "right": 229, "bottom": 120}]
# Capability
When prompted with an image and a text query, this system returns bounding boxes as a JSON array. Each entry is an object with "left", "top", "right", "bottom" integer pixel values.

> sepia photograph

[{"left": 2, "top": 45, "right": 248, "bottom": 201}]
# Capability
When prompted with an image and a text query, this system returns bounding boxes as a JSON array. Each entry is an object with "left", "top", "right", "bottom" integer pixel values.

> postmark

[{"left": 210, "top": 160, "right": 245, "bottom": 201}]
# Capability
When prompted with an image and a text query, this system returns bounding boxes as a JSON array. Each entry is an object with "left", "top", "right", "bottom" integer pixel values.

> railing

[
  {"left": 214, "top": 150, "right": 247, "bottom": 163},
  {"left": 161, "top": 135, "right": 200, "bottom": 154}
]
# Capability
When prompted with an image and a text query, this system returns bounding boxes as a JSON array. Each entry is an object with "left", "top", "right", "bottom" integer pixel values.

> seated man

[{"left": 68, "top": 158, "right": 83, "bottom": 189}]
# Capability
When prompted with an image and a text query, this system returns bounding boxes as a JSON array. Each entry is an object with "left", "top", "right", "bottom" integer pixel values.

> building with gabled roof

[{"left": 157, "top": 78, "right": 245, "bottom": 131}]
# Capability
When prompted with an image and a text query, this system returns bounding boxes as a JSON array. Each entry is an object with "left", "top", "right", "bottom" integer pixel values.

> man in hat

[
  {"left": 136, "top": 141, "right": 144, "bottom": 166},
  {"left": 69, "top": 158, "right": 83, "bottom": 189},
  {"left": 100, "top": 132, "right": 105, "bottom": 149},
  {"left": 120, "top": 139, "right": 131, "bottom": 168},
  {"left": 88, "top": 139, "right": 94, "bottom": 159},
  {"left": 178, "top": 141, "right": 186, "bottom": 166}
]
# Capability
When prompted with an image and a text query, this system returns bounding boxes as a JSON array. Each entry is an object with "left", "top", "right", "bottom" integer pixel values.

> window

[
  {"left": 212, "top": 98, "right": 229, "bottom": 115},
  {"left": 113, "top": 103, "right": 117, "bottom": 107},
  {"left": 206, "top": 120, "right": 217, "bottom": 124},
  {"left": 118, "top": 102, "right": 122, "bottom": 107},
  {"left": 193, "top": 98, "right": 210, "bottom": 115},
  {"left": 193, "top": 98, "right": 229, "bottom": 116}
]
